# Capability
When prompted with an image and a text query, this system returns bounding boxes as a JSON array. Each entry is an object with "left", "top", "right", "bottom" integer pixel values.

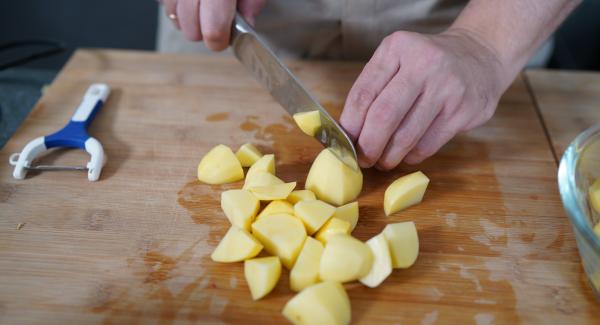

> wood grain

[{"left": 1, "top": 49, "right": 598, "bottom": 324}]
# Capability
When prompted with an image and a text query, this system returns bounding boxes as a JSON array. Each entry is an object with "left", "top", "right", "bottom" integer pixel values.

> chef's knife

[{"left": 230, "top": 13, "right": 358, "bottom": 170}]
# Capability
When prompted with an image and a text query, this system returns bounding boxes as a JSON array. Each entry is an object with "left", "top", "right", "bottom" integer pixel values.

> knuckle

[
  {"left": 378, "top": 159, "right": 397, "bottom": 171},
  {"left": 349, "top": 87, "right": 376, "bottom": 114},
  {"left": 371, "top": 99, "right": 396, "bottom": 121}
]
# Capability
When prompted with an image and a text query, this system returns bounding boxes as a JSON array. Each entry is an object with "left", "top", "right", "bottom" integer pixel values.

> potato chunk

[
  {"left": 197, "top": 144, "right": 244, "bottom": 184},
  {"left": 243, "top": 171, "right": 284, "bottom": 190},
  {"left": 384, "top": 171, "right": 429, "bottom": 215},
  {"left": 290, "top": 237, "right": 324, "bottom": 292},
  {"left": 211, "top": 226, "right": 263, "bottom": 262},
  {"left": 589, "top": 178, "right": 600, "bottom": 214},
  {"left": 359, "top": 233, "right": 393, "bottom": 288},
  {"left": 294, "top": 199, "right": 336, "bottom": 235},
  {"left": 305, "top": 149, "right": 363, "bottom": 206},
  {"left": 236, "top": 143, "right": 263, "bottom": 167},
  {"left": 256, "top": 200, "right": 295, "bottom": 221},
  {"left": 283, "top": 281, "right": 351, "bottom": 325},
  {"left": 250, "top": 182, "right": 297, "bottom": 201},
  {"left": 246, "top": 154, "right": 275, "bottom": 180},
  {"left": 221, "top": 189, "right": 260, "bottom": 230},
  {"left": 315, "top": 218, "right": 351, "bottom": 245},
  {"left": 252, "top": 213, "right": 307, "bottom": 269},
  {"left": 293, "top": 110, "right": 322, "bottom": 137},
  {"left": 319, "top": 234, "right": 373, "bottom": 283},
  {"left": 382, "top": 222, "right": 419, "bottom": 268},
  {"left": 288, "top": 190, "right": 316, "bottom": 204},
  {"left": 244, "top": 256, "right": 281, "bottom": 300},
  {"left": 333, "top": 201, "right": 359, "bottom": 232}
]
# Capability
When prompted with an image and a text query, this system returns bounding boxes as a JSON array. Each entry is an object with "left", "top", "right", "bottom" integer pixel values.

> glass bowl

[{"left": 558, "top": 123, "right": 600, "bottom": 299}]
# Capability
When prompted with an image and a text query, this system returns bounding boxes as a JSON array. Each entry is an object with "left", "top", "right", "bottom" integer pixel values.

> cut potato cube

[
  {"left": 306, "top": 149, "right": 363, "bottom": 206},
  {"left": 359, "top": 233, "right": 393, "bottom": 288},
  {"left": 244, "top": 256, "right": 282, "bottom": 300},
  {"left": 211, "top": 226, "right": 263, "bottom": 262},
  {"left": 294, "top": 199, "right": 336, "bottom": 235},
  {"left": 221, "top": 189, "right": 260, "bottom": 231},
  {"left": 319, "top": 234, "right": 373, "bottom": 283},
  {"left": 252, "top": 213, "right": 307, "bottom": 269},
  {"left": 250, "top": 182, "right": 297, "bottom": 201},
  {"left": 282, "top": 281, "right": 351, "bottom": 325},
  {"left": 382, "top": 222, "right": 419, "bottom": 268},
  {"left": 288, "top": 190, "right": 316, "bottom": 204},
  {"left": 315, "top": 218, "right": 351, "bottom": 245},
  {"left": 333, "top": 201, "right": 359, "bottom": 232},
  {"left": 594, "top": 223, "right": 600, "bottom": 238},
  {"left": 256, "top": 200, "right": 295, "bottom": 221},
  {"left": 589, "top": 178, "right": 600, "bottom": 214},
  {"left": 197, "top": 144, "right": 244, "bottom": 184},
  {"left": 293, "top": 110, "right": 322, "bottom": 137},
  {"left": 236, "top": 143, "right": 263, "bottom": 167},
  {"left": 290, "top": 237, "right": 324, "bottom": 292},
  {"left": 384, "top": 171, "right": 429, "bottom": 215},
  {"left": 246, "top": 154, "right": 276, "bottom": 180},
  {"left": 243, "top": 171, "right": 284, "bottom": 190}
]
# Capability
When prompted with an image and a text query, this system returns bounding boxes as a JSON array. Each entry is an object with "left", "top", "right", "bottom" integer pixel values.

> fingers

[
  {"left": 356, "top": 72, "right": 423, "bottom": 168},
  {"left": 200, "top": 0, "right": 236, "bottom": 51},
  {"left": 339, "top": 37, "right": 402, "bottom": 141},
  {"left": 403, "top": 111, "right": 461, "bottom": 165},
  {"left": 163, "top": 0, "right": 180, "bottom": 30},
  {"left": 177, "top": 0, "right": 202, "bottom": 41},
  {"left": 238, "top": 0, "right": 267, "bottom": 25}
]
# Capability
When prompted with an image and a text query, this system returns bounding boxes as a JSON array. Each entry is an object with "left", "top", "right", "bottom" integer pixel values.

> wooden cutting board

[{"left": 1, "top": 49, "right": 599, "bottom": 324}]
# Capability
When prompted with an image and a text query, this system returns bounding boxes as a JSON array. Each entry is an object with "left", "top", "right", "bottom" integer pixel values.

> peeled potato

[
  {"left": 333, "top": 201, "right": 359, "bottom": 232},
  {"left": 236, "top": 143, "right": 263, "bottom": 167},
  {"left": 382, "top": 222, "right": 419, "bottom": 268},
  {"left": 384, "top": 171, "right": 429, "bottom": 215},
  {"left": 288, "top": 190, "right": 316, "bottom": 204},
  {"left": 359, "top": 233, "right": 393, "bottom": 288},
  {"left": 305, "top": 149, "right": 363, "bottom": 206},
  {"left": 250, "top": 182, "right": 297, "bottom": 201},
  {"left": 197, "top": 144, "right": 244, "bottom": 184},
  {"left": 246, "top": 154, "right": 276, "bottom": 181},
  {"left": 293, "top": 110, "right": 322, "bottom": 137},
  {"left": 294, "top": 199, "right": 336, "bottom": 235},
  {"left": 594, "top": 223, "right": 600, "bottom": 238},
  {"left": 256, "top": 200, "right": 294, "bottom": 221},
  {"left": 283, "top": 281, "right": 351, "bottom": 325},
  {"left": 252, "top": 213, "right": 307, "bottom": 269},
  {"left": 244, "top": 256, "right": 282, "bottom": 300},
  {"left": 315, "top": 218, "right": 351, "bottom": 245},
  {"left": 319, "top": 234, "right": 373, "bottom": 283},
  {"left": 589, "top": 178, "right": 600, "bottom": 214},
  {"left": 243, "top": 171, "right": 284, "bottom": 190},
  {"left": 221, "top": 189, "right": 260, "bottom": 230},
  {"left": 290, "top": 237, "right": 324, "bottom": 292},
  {"left": 211, "top": 226, "right": 263, "bottom": 262}
]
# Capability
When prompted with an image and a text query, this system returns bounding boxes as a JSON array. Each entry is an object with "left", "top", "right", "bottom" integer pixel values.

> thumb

[{"left": 238, "top": 0, "right": 266, "bottom": 25}]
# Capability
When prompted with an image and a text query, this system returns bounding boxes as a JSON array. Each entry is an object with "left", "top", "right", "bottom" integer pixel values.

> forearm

[{"left": 449, "top": 0, "right": 581, "bottom": 86}]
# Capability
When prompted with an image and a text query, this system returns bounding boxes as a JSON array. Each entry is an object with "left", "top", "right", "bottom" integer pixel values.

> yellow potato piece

[
  {"left": 319, "top": 234, "right": 373, "bottom": 283},
  {"left": 197, "top": 144, "right": 244, "bottom": 184},
  {"left": 305, "top": 149, "right": 363, "bottom": 206},
  {"left": 359, "top": 233, "right": 393, "bottom": 288},
  {"left": 294, "top": 199, "right": 336, "bottom": 235},
  {"left": 384, "top": 171, "right": 429, "bottom": 215},
  {"left": 250, "top": 182, "right": 297, "bottom": 201},
  {"left": 288, "top": 190, "right": 316, "bottom": 204},
  {"left": 382, "top": 222, "right": 419, "bottom": 268},
  {"left": 246, "top": 154, "right": 276, "bottom": 181},
  {"left": 594, "top": 223, "right": 600, "bottom": 238},
  {"left": 244, "top": 256, "right": 282, "bottom": 300},
  {"left": 333, "top": 201, "right": 359, "bottom": 232},
  {"left": 256, "top": 200, "right": 295, "bottom": 221},
  {"left": 290, "top": 237, "right": 324, "bottom": 292},
  {"left": 211, "top": 226, "right": 263, "bottom": 262},
  {"left": 589, "top": 178, "right": 600, "bottom": 214},
  {"left": 282, "top": 281, "right": 351, "bottom": 325},
  {"left": 236, "top": 143, "right": 263, "bottom": 167},
  {"left": 243, "top": 171, "right": 284, "bottom": 190},
  {"left": 315, "top": 218, "right": 351, "bottom": 245},
  {"left": 221, "top": 189, "right": 260, "bottom": 231},
  {"left": 251, "top": 213, "right": 307, "bottom": 269},
  {"left": 293, "top": 110, "right": 322, "bottom": 137}
]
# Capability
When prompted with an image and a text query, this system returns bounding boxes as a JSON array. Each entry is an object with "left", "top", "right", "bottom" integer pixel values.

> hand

[
  {"left": 340, "top": 29, "right": 509, "bottom": 170},
  {"left": 160, "top": 0, "right": 266, "bottom": 51}
]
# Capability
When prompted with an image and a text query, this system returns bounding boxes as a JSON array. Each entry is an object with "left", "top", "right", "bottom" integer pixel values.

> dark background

[{"left": 0, "top": 0, "right": 599, "bottom": 71}]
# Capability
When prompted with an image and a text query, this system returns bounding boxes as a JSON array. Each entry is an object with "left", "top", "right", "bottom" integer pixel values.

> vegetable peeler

[{"left": 9, "top": 83, "right": 110, "bottom": 181}]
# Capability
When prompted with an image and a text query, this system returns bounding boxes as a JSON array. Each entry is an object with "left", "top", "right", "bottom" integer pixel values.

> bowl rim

[{"left": 558, "top": 123, "right": 600, "bottom": 253}]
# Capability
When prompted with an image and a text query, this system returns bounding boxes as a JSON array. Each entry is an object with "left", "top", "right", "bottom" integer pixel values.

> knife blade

[{"left": 230, "top": 14, "right": 358, "bottom": 170}]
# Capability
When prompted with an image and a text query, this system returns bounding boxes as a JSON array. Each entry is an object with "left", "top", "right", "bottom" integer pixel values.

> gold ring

[{"left": 168, "top": 13, "right": 177, "bottom": 20}]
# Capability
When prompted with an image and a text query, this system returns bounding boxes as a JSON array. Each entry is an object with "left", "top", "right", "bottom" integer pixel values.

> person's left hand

[{"left": 339, "top": 29, "right": 510, "bottom": 170}]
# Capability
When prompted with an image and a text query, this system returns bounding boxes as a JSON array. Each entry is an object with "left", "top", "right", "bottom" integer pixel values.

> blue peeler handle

[{"left": 44, "top": 84, "right": 110, "bottom": 149}]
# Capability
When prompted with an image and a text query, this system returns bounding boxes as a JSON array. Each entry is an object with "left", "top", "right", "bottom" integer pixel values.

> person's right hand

[{"left": 160, "top": 0, "right": 266, "bottom": 51}]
